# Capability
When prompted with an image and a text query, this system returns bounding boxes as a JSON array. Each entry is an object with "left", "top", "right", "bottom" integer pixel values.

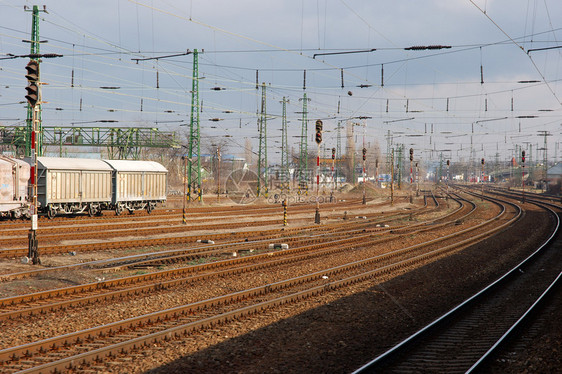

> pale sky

[{"left": 1, "top": 0, "right": 561, "bottom": 165}]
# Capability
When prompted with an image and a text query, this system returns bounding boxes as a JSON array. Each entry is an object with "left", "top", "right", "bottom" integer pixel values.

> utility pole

[
  {"left": 257, "top": 83, "right": 268, "bottom": 197},
  {"left": 397, "top": 144, "right": 403, "bottom": 189},
  {"left": 182, "top": 156, "right": 187, "bottom": 224},
  {"left": 415, "top": 161, "right": 419, "bottom": 196},
  {"left": 331, "top": 147, "right": 336, "bottom": 193},
  {"left": 409, "top": 148, "right": 414, "bottom": 204},
  {"left": 538, "top": 130, "right": 551, "bottom": 192},
  {"left": 521, "top": 150, "right": 526, "bottom": 204},
  {"left": 446, "top": 159, "right": 450, "bottom": 194},
  {"left": 481, "top": 158, "right": 485, "bottom": 201},
  {"left": 188, "top": 49, "right": 201, "bottom": 202},
  {"left": 336, "top": 120, "right": 343, "bottom": 190},
  {"left": 216, "top": 146, "right": 221, "bottom": 202},
  {"left": 390, "top": 148, "right": 395, "bottom": 205},
  {"left": 280, "top": 97, "right": 290, "bottom": 193},
  {"left": 386, "top": 130, "right": 392, "bottom": 176},
  {"left": 362, "top": 147, "right": 367, "bottom": 204},
  {"left": 24, "top": 5, "right": 47, "bottom": 158},
  {"left": 375, "top": 158, "right": 379, "bottom": 188},
  {"left": 315, "top": 120, "right": 323, "bottom": 224},
  {"left": 298, "top": 93, "right": 310, "bottom": 194}
]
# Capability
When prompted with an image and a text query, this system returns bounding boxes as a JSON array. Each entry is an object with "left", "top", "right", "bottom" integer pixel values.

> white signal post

[{"left": 29, "top": 98, "right": 40, "bottom": 263}]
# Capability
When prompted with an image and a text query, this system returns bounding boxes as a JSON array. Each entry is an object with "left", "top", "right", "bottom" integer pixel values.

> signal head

[
  {"left": 25, "top": 60, "right": 40, "bottom": 83},
  {"left": 25, "top": 83, "right": 39, "bottom": 107},
  {"left": 315, "top": 132, "right": 322, "bottom": 144},
  {"left": 315, "top": 119, "right": 323, "bottom": 132}
]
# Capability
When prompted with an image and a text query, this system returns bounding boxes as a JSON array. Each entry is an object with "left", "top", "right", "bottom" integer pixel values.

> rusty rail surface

[{"left": 0, "top": 194, "right": 520, "bottom": 373}]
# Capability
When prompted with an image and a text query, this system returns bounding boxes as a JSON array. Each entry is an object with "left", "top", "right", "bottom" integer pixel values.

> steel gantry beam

[{"left": 0, "top": 126, "right": 178, "bottom": 159}]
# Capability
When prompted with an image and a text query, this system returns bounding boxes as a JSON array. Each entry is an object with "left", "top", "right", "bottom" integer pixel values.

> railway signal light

[
  {"left": 362, "top": 147, "right": 367, "bottom": 161},
  {"left": 481, "top": 158, "right": 485, "bottom": 165},
  {"left": 409, "top": 148, "right": 413, "bottom": 161},
  {"left": 447, "top": 160, "right": 450, "bottom": 166},
  {"left": 25, "top": 60, "right": 40, "bottom": 107},
  {"left": 522, "top": 150, "right": 525, "bottom": 163},
  {"left": 315, "top": 119, "right": 323, "bottom": 144},
  {"left": 331, "top": 147, "right": 336, "bottom": 159}
]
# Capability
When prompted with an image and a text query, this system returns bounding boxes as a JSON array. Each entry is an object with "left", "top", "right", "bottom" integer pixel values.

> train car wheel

[
  {"left": 115, "top": 204, "right": 123, "bottom": 216},
  {"left": 88, "top": 205, "right": 95, "bottom": 217},
  {"left": 146, "top": 203, "right": 153, "bottom": 214},
  {"left": 47, "top": 206, "right": 56, "bottom": 219}
]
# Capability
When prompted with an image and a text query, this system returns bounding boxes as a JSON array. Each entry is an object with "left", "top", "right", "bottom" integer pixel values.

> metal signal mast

[
  {"left": 280, "top": 97, "right": 290, "bottom": 192},
  {"left": 298, "top": 93, "right": 310, "bottom": 194},
  {"left": 24, "top": 5, "right": 47, "bottom": 158},
  {"left": 257, "top": 82, "right": 268, "bottom": 197},
  {"left": 188, "top": 49, "right": 201, "bottom": 202}
]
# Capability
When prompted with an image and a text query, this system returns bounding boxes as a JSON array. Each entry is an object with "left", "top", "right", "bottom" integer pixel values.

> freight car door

[{"left": 79, "top": 170, "right": 83, "bottom": 203}]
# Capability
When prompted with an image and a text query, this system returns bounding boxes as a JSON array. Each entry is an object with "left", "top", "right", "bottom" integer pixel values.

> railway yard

[
  {"left": 0, "top": 185, "right": 558, "bottom": 373},
  {"left": 3, "top": 2, "right": 562, "bottom": 373}
]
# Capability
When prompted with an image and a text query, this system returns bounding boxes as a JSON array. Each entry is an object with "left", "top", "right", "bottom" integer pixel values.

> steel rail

[
  {"left": 0, "top": 196, "right": 463, "bottom": 316},
  {"left": 0, "top": 198, "right": 371, "bottom": 234},
  {"left": 352, "top": 189, "right": 557, "bottom": 374},
  {"left": 0, "top": 192, "right": 501, "bottom": 328},
  {"left": 0, "top": 197, "right": 437, "bottom": 258},
  {"left": 0, "top": 204, "right": 431, "bottom": 281},
  {"left": 1, "top": 195, "right": 520, "bottom": 373}
]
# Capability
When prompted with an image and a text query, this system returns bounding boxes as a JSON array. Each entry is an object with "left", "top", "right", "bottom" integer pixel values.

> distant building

[{"left": 546, "top": 163, "right": 562, "bottom": 195}]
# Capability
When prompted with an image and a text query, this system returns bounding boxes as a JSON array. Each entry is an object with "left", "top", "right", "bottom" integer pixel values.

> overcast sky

[{"left": 1, "top": 0, "right": 561, "bottom": 165}]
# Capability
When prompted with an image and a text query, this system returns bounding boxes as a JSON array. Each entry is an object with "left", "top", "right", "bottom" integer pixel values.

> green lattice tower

[
  {"left": 386, "top": 130, "right": 392, "bottom": 175},
  {"left": 257, "top": 83, "right": 268, "bottom": 197},
  {"left": 298, "top": 93, "right": 310, "bottom": 193},
  {"left": 280, "top": 97, "right": 290, "bottom": 192},
  {"left": 188, "top": 49, "right": 201, "bottom": 202},
  {"left": 397, "top": 144, "right": 403, "bottom": 189},
  {"left": 25, "top": 5, "right": 45, "bottom": 157}
]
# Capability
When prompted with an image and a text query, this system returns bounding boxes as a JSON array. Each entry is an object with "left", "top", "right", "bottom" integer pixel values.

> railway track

[
  {"left": 0, "top": 198, "right": 369, "bottom": 228},
  {"left": 0, "top": 191, "right": 523, "bottom": 373},
  {"left": 0, "top": 193, "right": 453, "bottom": 318},
  {"left": 0, "top": 197, "right": 430, "bottom": 258},
  {"left": 352, "top": 190, "right": 561, "bottom": 373}
]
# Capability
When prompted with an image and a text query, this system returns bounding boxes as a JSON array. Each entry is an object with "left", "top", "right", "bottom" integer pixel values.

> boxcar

[
  {"left": 0, "top": 155, "right": 30, "bottom": 219},
  {"left": 103, "top": 159, "right": 167, "bottom": 215},
  {"left": 36, "top": 157, "right": 113, "bottom": 218}
]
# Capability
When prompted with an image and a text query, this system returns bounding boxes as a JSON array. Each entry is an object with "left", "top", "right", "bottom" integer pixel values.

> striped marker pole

[
  {"left": 282, "top": 199, "right": 287, "bottom": 226},
  {"left": 28, "top": 105, "right": 40, "bottom": 264}
]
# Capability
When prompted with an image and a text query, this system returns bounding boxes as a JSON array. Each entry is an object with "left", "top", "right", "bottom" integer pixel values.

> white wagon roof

[
  {"left": 103, "top": 160, "right": 168, "bottom": 172},
  {"left": 37, "top": 157, "right": 113, "bottom": 171}
]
